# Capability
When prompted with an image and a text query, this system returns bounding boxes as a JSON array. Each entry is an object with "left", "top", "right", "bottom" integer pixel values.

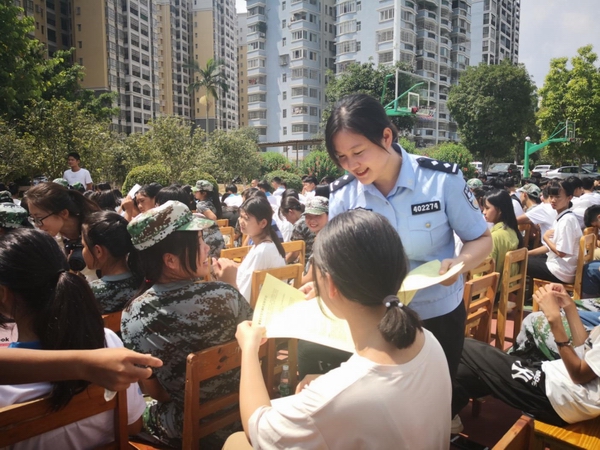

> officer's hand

[{"left": 439, "top": 258, "right": 462, "bottom": 286}]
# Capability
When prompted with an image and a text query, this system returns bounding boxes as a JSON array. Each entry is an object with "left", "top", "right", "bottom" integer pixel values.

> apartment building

[
  {"left": 471, "top": 0, "right": 520, "bottom": 65},
  {"left": 191, "top": 0, "right": 238, "bottom": 132},
  {"left": 335, "top": 0, "right": 472, "bottom": 147},
  {"left": 245, "top": 0, "right": 336, "bottom": 149},
  {"left": 237, "top": 12, "right": 248, "bottom": 128},
  {"left": 19, "top": 0, "right": 72, "bottom": 57}
]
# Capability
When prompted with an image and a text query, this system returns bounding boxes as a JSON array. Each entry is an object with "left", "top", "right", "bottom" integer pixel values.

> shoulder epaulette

[
  {"left": 330, "top": 173, "right": 356, "bottom": 192},
  {"left": 416, "top": 157, "right": 459, "bottom": 174}
]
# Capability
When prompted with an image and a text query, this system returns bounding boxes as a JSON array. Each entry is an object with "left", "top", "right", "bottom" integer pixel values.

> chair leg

[{"left": 472, "top": 398, "right": 482, "bottom": 418}]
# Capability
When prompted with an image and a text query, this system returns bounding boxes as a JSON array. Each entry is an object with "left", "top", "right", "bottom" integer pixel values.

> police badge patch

[{"left": 463, "top": 185, "right": 479, "bottom": 211}]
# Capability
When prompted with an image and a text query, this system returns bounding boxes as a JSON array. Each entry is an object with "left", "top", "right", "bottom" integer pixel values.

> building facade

[
  {"left": 237, "top": 12, "right": 248, "bottom": 128},
  {"left": 335, "top": 0, "right": 472, "bottom": 147},
  {"left": 470, "top": 0, "right": 520, "bottom": 66},
  {"left": 245, "top": 0, "right": 336, "bottom": 150}
]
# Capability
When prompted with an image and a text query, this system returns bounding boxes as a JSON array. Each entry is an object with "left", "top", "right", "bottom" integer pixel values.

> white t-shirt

[
  {"left": 545, "top": 210, "right": 583, "bottom": 283},
  {"left": 526, "top": 203, "right": 557, "bottom": 239},
  {"left": 512, "top": 197, "right": 525, "bottom": 218},
  {"left": 573, "top": 193, "right": 600, "bottom": 228},
  {"left": 0, "top": 329, "right": 146, "bottom": 450},
  {"left": 63, "top": 168, "right": 93, "bottom": 187},
  {"left": 236, "top": 241, "right": 286, "bottom": 303},
  {"left": 224, "top": 194, "right": 243, "bottom": 207},
  {"left": 248, "top": 330, "right": 451, "bottom": 450},
  {"left": 544, "top": 326, "right": 600, "bottom": 423}
]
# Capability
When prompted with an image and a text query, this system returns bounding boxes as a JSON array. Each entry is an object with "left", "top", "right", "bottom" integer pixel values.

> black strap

[{"left": 556, "top": 210, "right": 573, "bottom": 222}]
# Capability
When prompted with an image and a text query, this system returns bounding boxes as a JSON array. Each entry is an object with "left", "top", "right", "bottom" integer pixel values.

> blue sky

[{"left": 236, "top": 0, "right": 600, "bottom": 88}]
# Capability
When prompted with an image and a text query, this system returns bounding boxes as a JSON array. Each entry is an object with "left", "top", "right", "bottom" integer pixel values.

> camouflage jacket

[
  {"left": 121, "top": 280, "right": 251, "bottom": 447},
  {"left": 89, "top": 272, "right": 140, "bottom": 314},
  {"left": 291, "top": 216, "right": 316, "bottom": 262},
  {"left": 196, "top": 200, "right": 217, "bottom": 216}
]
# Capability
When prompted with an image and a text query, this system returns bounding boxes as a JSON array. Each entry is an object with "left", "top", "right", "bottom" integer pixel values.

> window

[
  {"left": 378, "top": 51, "right": 393, "bottom": 64},
  {"left": 282, "top": 73, "right": 287, "bottom": 82},
  {"left": 282, "top": 1, "right": 286, "bottom": 10},
  {"left": 283, "top": 126, "right": 287, "bottom": 135},
  {"left": 282, "top": 109, "right": 287, "bottom": 118},
  {"left": 338, "top": 20, "right": 356, "bottom": 35},
  {"left": 337, "top": 1, "right": 355, "bottom": 15},
  {"left": 379, "top": 7, "right": 394, "bottom": 22},
  {"left": 377, "top": 29, "right": 393, "bottom": 43},
  {"left": 292, "top": 124, "right": 309, "bottom": 133},
  {"left": 282, "top": 19, "right": 286, "bottom": 28},
  {"left": 282, "top": 91, "right": 287, "bottom": 100},
  {"left": 78, "top": 40, "right": 82, "bottom": 48}
]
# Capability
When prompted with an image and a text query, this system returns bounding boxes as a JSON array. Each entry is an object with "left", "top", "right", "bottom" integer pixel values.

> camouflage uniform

[
  {"left": 121, "top": 280, "right": 252, "bottom": 448},
  {"left": 0, "top": 203, "right": 28, "bottom": 230},
  {"left": 197, "top": 217, "right": 225, "bottom": 259},
  {"left": 195, "top": 199, "right": 217, "bottom": 217},
  {"left": 89, "top": 272, "right": 141, "bottom": 314},
  {"left": 291, "top": 216, "right": 315, "bottom": 265}
]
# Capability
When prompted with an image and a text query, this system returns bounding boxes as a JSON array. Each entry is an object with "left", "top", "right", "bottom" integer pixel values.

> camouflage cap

[
  {"left": 467, "top": 178, "right": 483, "bottom": 189},
  {"left": 0, "top": 203, "right": 27, "bottom": 229},
  {"left": 53, "top": 178, "right": 69, "bottom": 187},
  {"left": 191, "top": 180, "right": 214, "bottom": 193},
  {"left": 128, "top": 200, "right": 214, "bottom": 250},
  {"left": 71, "top": 182, "right": 84, "bottom": 190},
  {"left": 304, "top": 196, "right": 329, "bottom": 215},
  {"left": 517, "top": 183, "right": 541, "bottom": 199},
  {"left": 0, "top": 191, "right": 13, "bottom": 203}
]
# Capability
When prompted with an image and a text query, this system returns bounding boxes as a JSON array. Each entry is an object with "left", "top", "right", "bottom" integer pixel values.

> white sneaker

[{"left": 451, "top": 414, "right": 464, "bottom": 434}]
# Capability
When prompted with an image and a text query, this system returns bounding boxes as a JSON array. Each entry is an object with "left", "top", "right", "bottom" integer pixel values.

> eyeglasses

[{"left": 28, "top": 212, "right": 55, "bottom": 227}]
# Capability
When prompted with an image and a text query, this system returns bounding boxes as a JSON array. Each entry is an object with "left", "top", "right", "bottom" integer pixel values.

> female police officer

[{"left": 300, "top": 94, "right": 492, "bottom": 385}]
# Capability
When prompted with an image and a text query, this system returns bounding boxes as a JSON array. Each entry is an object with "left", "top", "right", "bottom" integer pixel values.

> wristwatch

[{"left": 555, "top": 340, "right": 572, "bottom": 348}]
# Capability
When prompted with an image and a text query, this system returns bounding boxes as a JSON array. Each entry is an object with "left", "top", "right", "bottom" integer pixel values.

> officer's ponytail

[{"left": 311, "top": 209, "right": 422, "bottom": 350}]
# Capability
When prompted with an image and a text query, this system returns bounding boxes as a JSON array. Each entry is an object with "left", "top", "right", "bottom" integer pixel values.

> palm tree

[{"left": 187, "top": 58, "right": 229, "bottom": 140}]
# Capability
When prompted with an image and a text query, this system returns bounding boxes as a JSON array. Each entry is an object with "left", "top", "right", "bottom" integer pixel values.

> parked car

[
  {"left": 545, "top": 166, "right": 596, "bottom": 179},
  {"left": 470, "top": 161, "right": 483, "bottom": 174},
  {"left": 582, "top": 163, "right": 597, "bottom": 173},
  {"left": 517, "top": 165, "right": 524, "bottom": 177},
  {"left": 486, "top": 163, "right": 521, "bottom": 182},
  {"left": 532, "top": 165, "right": 554, "bottom": 177}
]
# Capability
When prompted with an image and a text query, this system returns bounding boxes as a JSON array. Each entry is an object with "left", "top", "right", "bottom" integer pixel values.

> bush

[
  {"left": 178, "top": 168, "right": 218, "bottom": 193},
  {"left": 299, "top": 150, "right": 343, "bottom": 181},
  {"left": 265, "top": 170, "right": 303, "bottom": 192},
  {"left": 259, "top": 151, "right": 297, "bottom": 176},
  {"left": 122, "top": 164, "right": 171, "bottom": 193}
]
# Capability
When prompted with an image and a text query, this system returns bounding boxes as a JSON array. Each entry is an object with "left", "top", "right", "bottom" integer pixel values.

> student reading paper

[{"left": 229, "top": 209, "right": 451, "bottom": 449}]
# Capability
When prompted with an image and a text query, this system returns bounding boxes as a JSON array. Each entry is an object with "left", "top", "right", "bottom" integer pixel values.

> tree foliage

[
  {"left": 199, "top": 127, "right": 261, "bottom": 184},
  {"left": 187, "top": 58, "right": 229, "bottom": 136},
  {"left": 324, "top": 61, "right": 418, "bottom": 131},
  {"left": 415, "top": 142, "right": 476, "bottom": 178},
  {"left": 447, "top": 62, "right": 537, "bottom": 168},
  {"left": 264, "top": 170, "right": 303, "bottom": 192},
  {"left": 537, "top": 45, "right": 600, "bottom": 162},
  {"left": 122, "top": 164, "right": 172, "bottom": 193},
  {"left": 299, "top": 149, "right": 344, "bottom": 180},
  {"left": 259, "top": 151, "right": 297, "bottom": 176}
]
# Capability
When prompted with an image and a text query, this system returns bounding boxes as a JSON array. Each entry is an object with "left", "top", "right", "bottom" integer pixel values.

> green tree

[
  {"left": 187, "top": 58, "right": 229, "bottom": 138},
  {"left": 324, "top": 61, "right": 417, "bottom": 131},
  {"left": 416, "top": 142, "right": 476, "bottom": 178},
  {"left": 264, "top": 170, "right": 303, "bottom": 192},
  {"left": 0, "top": 120, "right": 33, "bottom": 181},
  {"left": 537, "top": 45, "right": 600, "bottom": 162},
  {"left": 259, "top": 151, "right": 296, "bottom": 176},
  {"left": 122, "top": 164, "right": 171, "bottom": 193},
  {"left": 447, "top": 62, "right": 537, "bottom": 168},
  {"left": 200, "top": 127, "right": 261, "bottom": 184}
]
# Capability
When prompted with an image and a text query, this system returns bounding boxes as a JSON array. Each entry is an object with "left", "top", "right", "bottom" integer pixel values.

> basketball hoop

[{"left": 415, "top": 107, "right": 436, "bottom": 119}]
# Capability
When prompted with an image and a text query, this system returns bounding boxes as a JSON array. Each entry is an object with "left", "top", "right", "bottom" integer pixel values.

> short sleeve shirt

[
  {"left": 89, "top": 272, "right": 140, "bottom": 314},
  {"left": 546, "top": 210, "right": 583, "bottom": 283},
  {"left": 121, "top": 280, "right": 252, "bottom": 446},
  {"left": 236, "top": 242, "right": 286, "bottom": 303},
  {"left": 329, "top": 144, "right": 488, "bottom": 320},
  {"left": 63, "top": 168, "right": 92, "bottom": 186},
  {"left": 196, "top": 199, "right": 217, "bottom": 216}
]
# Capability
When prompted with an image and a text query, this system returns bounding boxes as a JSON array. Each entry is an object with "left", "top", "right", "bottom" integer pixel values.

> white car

[
  {"left": 545, "top": 166, "right": 596, "bottom": 179},
  {"left": 532, "top": 165, "right": 554, "bottom": 177}
]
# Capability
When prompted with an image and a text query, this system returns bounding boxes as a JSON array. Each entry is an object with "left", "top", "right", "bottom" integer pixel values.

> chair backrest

[
  {"left": 182, "top": 340, "right": 269, "bottom": 449},
  {"left": 492, "top": 414, "right": 534, "bottom": 450},
  {"left": 102, "top": 310, "right": 123, "bottom": 334},
  {"left": 219, "top": 226, "right": 235, "bottom": 249},
  {"left": 463, "top": 272, "right": 499, "bottom": 343},
  {"left": 216, "top": 219, "right": 229, "bottom": 227},
  {"left": 250, "top": 264, "right": 304, "bottom": 309},
  {"left": 0, "top": 385, "right": 129, "bottom": 448},
  {"left": 465, "top": 256, "right": 495, "bottom": 284},
  {"left": 518, "top": 223, "right": 532, "bottom": 249},
  {"left": 220, "top": 245, "right": 251, "bottom": 263},
  {"left": 495, "top": 247, "right": 528, "bottom": 350},
  {"left": 573, "top": 233, "right": 597, "bottom": 300},
  {"left": 281, "top": 240, "right": 306, "bottom": 268}
]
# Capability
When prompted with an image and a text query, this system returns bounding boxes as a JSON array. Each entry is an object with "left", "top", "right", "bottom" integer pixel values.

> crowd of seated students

[{"left": 3, "top": 148, "right": 600, "bottom": 450}]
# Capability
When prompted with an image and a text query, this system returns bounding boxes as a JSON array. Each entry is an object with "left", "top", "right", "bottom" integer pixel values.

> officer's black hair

[
  {"left": 0, "top": 229, "right": 104, "bottom": 410},
  {"left": 325, "top": 94, "right": 399, "bottom": 167},
  {"left": 311, "top": 209, "right": 421, "bottom": 350}
]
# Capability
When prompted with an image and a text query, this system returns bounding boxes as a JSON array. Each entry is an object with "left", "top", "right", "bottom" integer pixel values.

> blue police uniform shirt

[{"left": 329, "top": 143, "right": 487, "bottom": 320}]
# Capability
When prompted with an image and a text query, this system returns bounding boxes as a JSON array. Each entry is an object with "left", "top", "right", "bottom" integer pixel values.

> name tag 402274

[{"left": 411, "top": 201, "right": 441, "bottom": 215}]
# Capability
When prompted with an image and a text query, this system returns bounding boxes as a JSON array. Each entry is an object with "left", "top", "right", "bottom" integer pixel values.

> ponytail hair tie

[{"left": 383, "top": 295, "right": 403, "bottom": 309}]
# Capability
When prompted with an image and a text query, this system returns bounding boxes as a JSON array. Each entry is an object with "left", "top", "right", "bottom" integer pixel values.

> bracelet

[{"left": 555, "top": 340, "right": 572, "bottom": 348}]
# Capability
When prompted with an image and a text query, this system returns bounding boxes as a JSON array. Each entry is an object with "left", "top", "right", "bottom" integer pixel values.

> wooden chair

[
  {"left": 519, "top": 223, "right": 532, "bottom": 249},
  {"left": 463, "top": 272, "right": 499, "bottom": 343},
  {"left": 533, "top": 416, "right": 600, "bottom": 449},
  {"left": 464, "top": 256, "right": 495, "bottom": 284},
  {"left": 219, "top": 226, "right": 235, "bottom": 249},
  {"left": 533, "top": 233, "right": 597, "bottom": 311},
  {"left": 216, "top": 219, "right": 229, "bottom": 227},
  {"left": 220, "top": 245, "right": 251, "bottom": 263},
  {"left": 250, "top": 264, "right": 304, "bottom": 393},
  {"left": 494, "top": 247, "right": 528, "bottom": 351},
  {"left": 182, "top": 340, "right": 270, "bottom": 449},
  {"left": 102, "top": 310, "right": 123, "bottom": 334},
  {"left": 281, "top": 240, "right": 306, "bottom": 268},
  {"left": 492, "top": 414, "right": 534, "bottom": 450},
  {"left": 0, "top": 385, "right": 129, "bottom": 448}
]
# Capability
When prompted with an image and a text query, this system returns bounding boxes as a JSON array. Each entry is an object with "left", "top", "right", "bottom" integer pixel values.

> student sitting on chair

[{"left": 231, "top": 210, "right": 451, "bottom": 449}]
